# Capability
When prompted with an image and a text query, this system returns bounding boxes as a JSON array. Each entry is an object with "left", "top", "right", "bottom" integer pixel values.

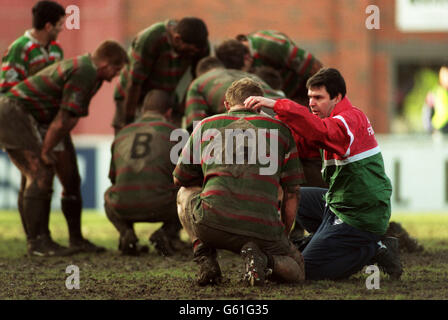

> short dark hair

[
  {"left": 195, "top": 56, "right": 224, "bottom": 76},
  {"left": 32, "top": 1, "right": 66, "bottom": 30},
  {"left": 176, "top": 17, "right": 208, "bottom": 49},
  {"left": 306, "top": 67, "right": 346, "bottom": 99},
  {"left": 94, "top": 40, "right": 130, "bottom": 66},
  {"left": 142, "top": 89, "right": 172, "bottom": 114},
  {"left": 253, "top": 66, "right": 283, "bottom": 90},
  {"left": 215, "top": 39, "right": 249, "bottom": 70}
]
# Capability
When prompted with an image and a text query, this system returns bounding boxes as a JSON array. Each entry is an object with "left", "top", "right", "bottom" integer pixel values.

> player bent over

[
  {"left": 104, "top": 90, "right": 188, "bottom": 256},
  {"left": 0, "top": 40, "right": 128, "bottom": 256}
]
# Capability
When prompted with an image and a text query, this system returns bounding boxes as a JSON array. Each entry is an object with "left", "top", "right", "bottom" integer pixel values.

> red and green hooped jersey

[
  {"left": 114, "top": 20, "right": 194, "bottom": 102},
  {"left": 0, "top": 30, "right": 63, "bottom": 93},
  {"left": 184, "top": 68, "right": 285, "bottom": 131},
  {"left": 174, "top": 110, "right": 305, "bottom": 241},
  {"left": 247, "top": 30, "right": 318, "bottom": 99},
  {"left": 5, "top": 54, "right": 102, "bottom": 124},
  {"left": 274, "top": 97, "right": 392, "bottom": 235},
  {"left": 106, "top": 113, "right": 179, "bottom": 215}
]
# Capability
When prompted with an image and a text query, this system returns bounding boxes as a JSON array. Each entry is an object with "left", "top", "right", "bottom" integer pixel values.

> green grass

[{"left": 0, "top": 210, "right": 447, "bottom": 300}]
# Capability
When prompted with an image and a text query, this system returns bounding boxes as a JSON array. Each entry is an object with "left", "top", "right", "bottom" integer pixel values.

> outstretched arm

[{"left": 244, "top": 96, "right": 276, "bottom": 111}]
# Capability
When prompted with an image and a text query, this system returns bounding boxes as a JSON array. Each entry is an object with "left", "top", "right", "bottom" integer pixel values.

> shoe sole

[{"left": 241, "top": 247, "right": 264, "bottom": 287}]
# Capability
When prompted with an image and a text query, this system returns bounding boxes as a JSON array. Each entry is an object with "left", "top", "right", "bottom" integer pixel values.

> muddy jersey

[
  {"left": 247, "top": 30, "right": 319, "bottom": 98},
  {"left": 184, "top": 68, "right": 285, "bottom": 130},
  {"left": 5, "top": 54, "right": 102, "bottom": 124},
  {"left": 114, "top": 20, "right": 197, "bottom": 103},
  {"left": 0, "top": 30, "right": 63, "bottom": 93},
  {"left": 174, "top": 110, "right": 305, "bottom": 241},
  {"left": 106, "top": 113, "right": 179, "bottom": 214}
]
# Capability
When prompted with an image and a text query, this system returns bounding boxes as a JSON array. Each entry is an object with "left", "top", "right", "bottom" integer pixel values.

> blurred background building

[
  {"left": 1, "top": 0, "right": 448, "bottom": 211},
  {"left": 1, "top": 0, "right": 447, "bottom": 134}
]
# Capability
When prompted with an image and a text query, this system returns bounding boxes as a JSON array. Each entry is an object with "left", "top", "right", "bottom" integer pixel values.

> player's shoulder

[
  {"left": 138, "top": 20, "right": 169, "bottom": 43},
  {"left": 3, "top": 35, "right": 32, "bottom": 58}
]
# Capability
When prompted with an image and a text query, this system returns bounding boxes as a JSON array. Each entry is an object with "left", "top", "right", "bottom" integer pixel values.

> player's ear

[
  {"left": 224, "top": 100, "right": 231, "bottom": 111},
  {"left": 44, "top": 22, "right": 53, "bottom": 32},
  {"left": 335, "top": 93, "right": 342, "bottom": 104}
]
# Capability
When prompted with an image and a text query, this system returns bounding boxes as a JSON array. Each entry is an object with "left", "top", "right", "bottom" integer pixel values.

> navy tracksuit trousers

[{"left": 297, "top": 187, "right": 381, "bottom": 280}]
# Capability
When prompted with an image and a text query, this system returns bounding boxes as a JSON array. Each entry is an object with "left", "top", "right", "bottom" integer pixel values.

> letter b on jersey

[{"left": 131, "top": 133, "right": 152, "bottom": 158}]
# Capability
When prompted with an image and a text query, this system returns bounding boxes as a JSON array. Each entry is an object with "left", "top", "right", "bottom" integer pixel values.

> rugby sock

[
  {"left": 61, "top": 196, "right": 83, "bottom": 242},
  {"left": 17, "top": 190, "right": 29, "bottom": 239},
  {"left": 22, "top": 192, "right": 52, "bottom": 240}
]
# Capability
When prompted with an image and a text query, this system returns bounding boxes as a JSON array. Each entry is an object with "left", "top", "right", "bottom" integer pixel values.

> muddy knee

[{"left": 272, "top": 255, "right": 305, "bottom": 283}]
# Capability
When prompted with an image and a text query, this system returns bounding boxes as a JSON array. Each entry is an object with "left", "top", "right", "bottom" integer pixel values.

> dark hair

[
  {"left": 215, "top": 39, "right": 249, "bottom": 70},
  {"left": 195, "top": 56, "right": 224, "bottom": 76},
  {"left": 253, "top": 66, "right": 283, "bottom": 90},
  {"left": 142, "top": 89, "right": 172, "bottom": 114},
  {"left": 306, "top": 67, "right": 346, "bottom": 99},
  {"left": 176, "top": 17, "right": 208, "bottom": 49},
  {"left": 32, "top": 1, "right": 66, "bottom": 30},
  {"left": 94, "top": 40, "right": 130, "bottom": 66}
]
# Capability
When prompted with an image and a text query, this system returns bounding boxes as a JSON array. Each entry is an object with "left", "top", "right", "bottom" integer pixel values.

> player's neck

[
  {"left": 30, "top": 29, "right": 51, "bottom": 47},
  {"left": 228, "top": 105, "right": 252, "bottom": 112}
]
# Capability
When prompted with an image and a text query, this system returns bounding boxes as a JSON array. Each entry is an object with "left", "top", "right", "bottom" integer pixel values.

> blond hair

[{"left": 225, "top": 77, "right": 264, "bottom": 107}]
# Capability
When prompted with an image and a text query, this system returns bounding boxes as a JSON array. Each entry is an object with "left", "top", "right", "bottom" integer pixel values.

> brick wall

[{"left": 1, "top": 0, "right": 447, "bottom": 133}]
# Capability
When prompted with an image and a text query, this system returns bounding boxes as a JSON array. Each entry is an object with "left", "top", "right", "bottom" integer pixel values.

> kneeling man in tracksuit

[{"left": 244, "top": 67, "right": 403, "bottom": 280}]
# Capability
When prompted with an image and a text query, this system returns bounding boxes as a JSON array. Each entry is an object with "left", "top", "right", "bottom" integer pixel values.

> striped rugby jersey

[
  {"left": 114, "top": 20, "right": 195, "bottom": 103},
  {"left": 273, "top": 97, "right": 392, "bottom": 235},
  {"left": 247, "top": 30, "right": 319, "bottom": 99},
  {"left": 174, "top": 110, "right": 305, "bottom": 241},
  {"left": 5, "top": 54, "right": 102, "bottom": 124},
  {"left": 0, "top": 30, "right": 63, "bottom": 93},
  {"left": 184, "top": 68, "right": 285, "bottom": 131},
  {"left": 105, "top": 112, "right": 179, "bottom": 215}
]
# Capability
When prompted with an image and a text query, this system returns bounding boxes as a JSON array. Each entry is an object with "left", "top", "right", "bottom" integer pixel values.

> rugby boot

[
  {"left": 373, "top": 237, "right": 403, "bottom": 280},
  {"left": 119, "top": 229, "right": 149, "bottom": 256},
  {"left": 40, "top": 234, "right": 80, "bottom": 255},
  {"left": 21, "top": 192, "right": 65, "bottom": 257},
  {"left": 69, "top": 238, "right": 106, "bottom": 253},
  {"left": 291, "top": 233, "right": 314, "bottom": 252},
  {"left": 27, "top": 236, "right": 77, "bottom": 257},
  {"left": 240, "top": 242, "right": 268, "bottom": 287},
  {"left": 150, "top": 228, "right": 175, "bottom": 256},
  {"left": 386, "top": 222, "right": 424, "bottom": 253},
  {"left": 161, "top": 220, "right": 190, "bottom": 252},
  {"left": 62, "top": 196, "right": 106, "bottom": 253},
  {"left": 193, "top": 245, "right": 222, "bottom": 286}
]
